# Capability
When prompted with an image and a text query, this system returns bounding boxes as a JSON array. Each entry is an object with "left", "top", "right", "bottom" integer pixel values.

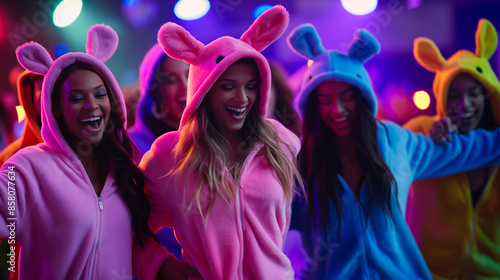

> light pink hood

[
  {"left": 16, "top": 24, "right": 127, "bottom": 161},
  {"left": 0, "top": 24, "right": 170, "bottom": 279}
]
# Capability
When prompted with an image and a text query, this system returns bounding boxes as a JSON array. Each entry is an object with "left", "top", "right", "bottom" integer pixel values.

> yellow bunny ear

[
  {"left": 475, "top": 18, "right": 498, "bottom": 59},
  {"left": 413, "top": 37, "right": 446, "bottom": 73}
]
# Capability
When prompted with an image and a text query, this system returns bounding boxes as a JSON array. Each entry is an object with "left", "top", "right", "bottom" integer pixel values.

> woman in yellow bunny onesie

[{"left": 404, "top": 18, "right": 500, "bottom": 279}]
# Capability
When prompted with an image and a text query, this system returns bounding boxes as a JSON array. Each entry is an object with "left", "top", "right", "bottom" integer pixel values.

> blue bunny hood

[{"left": 288, "top": 24, "right": 380, "bottom": 118}]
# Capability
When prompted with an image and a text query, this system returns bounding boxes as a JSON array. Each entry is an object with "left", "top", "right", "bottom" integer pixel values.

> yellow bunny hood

[{"left": 414, "top": 18, "right": 500, "bottom": 124}]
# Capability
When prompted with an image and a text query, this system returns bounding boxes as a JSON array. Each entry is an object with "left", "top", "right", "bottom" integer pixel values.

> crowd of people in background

[{"left": 0, "top": 4, "right": 499, "bottom": 280}]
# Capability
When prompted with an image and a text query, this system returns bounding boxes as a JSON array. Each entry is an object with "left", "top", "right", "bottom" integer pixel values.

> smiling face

[
  {"left": 317, "top": 80, "right": 357, "bottom": 137},
  {"left": 153, "top": 56, "right": 189, "bottom": 128},
  {"left": 207, "top": 61, "right": 259, "bottom": 140},
  {"left": 54, "top": 69, "right": 111, "bottom": 149},
  {"left": 447, "top": 73, "right": 488, "bottom": 133}
]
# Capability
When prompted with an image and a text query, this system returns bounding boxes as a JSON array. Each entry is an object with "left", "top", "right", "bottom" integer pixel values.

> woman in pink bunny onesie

[
  {"left": 0, "top": 24, "right": 199, "bottom": 280},
  {"left": 139, "top": 5, "right": 303, "bottom": 280}
]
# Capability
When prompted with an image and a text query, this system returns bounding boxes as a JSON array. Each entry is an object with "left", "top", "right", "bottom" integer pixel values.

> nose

[
  {"left": 331, "top": 97, "right": 345, "bottom": 114},
  {"left": 84, "top": 98, "right": 98, "bottom": 111},
  {"left": 460, "top": 94, "right": 474, "bottom": 110},
  {"left": 234, "top": 86, "right": 249, "bottom": 103}
]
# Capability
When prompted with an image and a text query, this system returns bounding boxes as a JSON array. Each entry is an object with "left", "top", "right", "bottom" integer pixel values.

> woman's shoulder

[
  {"left": 403, "top": 114, "right": 439, "bottom": 135},
  {"left": 150, "top": 130, "right": 179, "bottom": 153},
  {"left": 1, "top": 143, "right": 65, "bottom": 181},
  {"left": 5, "top": 144, "right": 56, "bottom": 165},
  {"left": 377, "top": 120, "right": 411, "bottom": 138},
  {"left": 265, "top": 118, "right": 301, "bottom": 151},
  {"left": 140, "top": 131, "right": 179, "bottom": 168}
]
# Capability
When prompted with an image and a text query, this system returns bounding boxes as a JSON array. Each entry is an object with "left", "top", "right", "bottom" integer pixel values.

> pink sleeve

[
  {"left": 139, "top": 133, "right": 179, "bottom": 230},
  {"left": 132, "top": 235, "right": 176, "bottom": 280},
  {"left": 0, "top": 152, "right": 38, "bottom": 239},
  {"left": 266, "top": 118, "right": 301, "bottom": 158}
]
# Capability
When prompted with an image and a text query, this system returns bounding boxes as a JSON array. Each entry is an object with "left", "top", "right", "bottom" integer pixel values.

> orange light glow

[
  {"left": 413, "top": 90, "right": 431, "bottom": 110},
  {"left": 16, "top": 105, "right": 26, "bottom": 123}
]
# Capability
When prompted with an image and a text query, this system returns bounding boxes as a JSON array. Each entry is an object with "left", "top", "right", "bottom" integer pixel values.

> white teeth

[
  {"left": 460, "top": 113, "right": 474, "bottom": 118},
  {"left": 226, "top": 106, "right": 246, "bottom": 113},
  {"left": 333, "top": 116, "right": 348, "bottom": 123},
  {"left": 81, "top": 117, "right": 101, "bottom": 122}
]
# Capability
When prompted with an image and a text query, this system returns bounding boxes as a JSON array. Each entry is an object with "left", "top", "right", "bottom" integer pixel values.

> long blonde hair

[{"left": 170, "top": 58, "right": 302, "bottom": 221}]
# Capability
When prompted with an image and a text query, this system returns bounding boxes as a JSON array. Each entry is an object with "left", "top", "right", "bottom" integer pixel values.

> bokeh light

[
  {"left": 53, "top": 0, "right": 83, "bottom": 28},
  {"left": 53, "top": 43, "right": 69, "bottom": 59},
  {"left": 122, "top": 0, "right": 159, "bottom": 29},
  {"left": 341, "top": 0, "right": 377, "bottom": 15},
  {"left": 413, "top": 90, "right": 431, "bottom": 110},
  {"left": 16, "top": 105, "right": 26, "bottom": 123},
  {"left": 252, "top": 4, "right": 273, "bottom": 20},
  {"left": 174, "top": 0, "right": 210, "bottom": 21}
]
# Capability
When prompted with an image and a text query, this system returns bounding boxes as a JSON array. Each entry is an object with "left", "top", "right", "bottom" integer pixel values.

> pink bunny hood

[
  {"left": 157, "top": 5, "right": 289, "bottom": 129},
  {"left": 15, "top": 24, "right": 127, "bottom": 160}
]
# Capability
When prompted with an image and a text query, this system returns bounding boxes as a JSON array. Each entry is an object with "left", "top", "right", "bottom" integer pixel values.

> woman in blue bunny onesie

[{"left": 286, "top": 24, "right": 500, "bottom": 279}]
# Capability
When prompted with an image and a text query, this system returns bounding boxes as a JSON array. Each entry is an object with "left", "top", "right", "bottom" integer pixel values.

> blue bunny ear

[
  {"left": 348, "top": 29, "right": 380, "bottom": 63},
  {"left": 287, "top": 24, "right": 325, "bottom": 60}
]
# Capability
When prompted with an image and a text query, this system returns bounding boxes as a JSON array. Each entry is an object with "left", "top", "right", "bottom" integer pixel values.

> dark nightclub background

[{"left": 1, "top": 0, "right": 499, "bottom": 125}]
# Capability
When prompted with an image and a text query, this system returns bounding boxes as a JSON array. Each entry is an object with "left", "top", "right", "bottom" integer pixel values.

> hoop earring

[{"left": 151, "top": 101, "right": 167, "bottom": 119}]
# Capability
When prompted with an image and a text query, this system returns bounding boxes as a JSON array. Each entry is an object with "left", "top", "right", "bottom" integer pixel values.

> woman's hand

[
  {"left": 430, "top": 116, "right": 458, "bottom": 144},
  {"left": 155, "top": 259, "right": 203, "bottom": 280}
]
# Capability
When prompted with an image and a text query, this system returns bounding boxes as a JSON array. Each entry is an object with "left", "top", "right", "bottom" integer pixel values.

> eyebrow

[
  {"left": 318, "top": 88, "right": 354, "bottom": 95},
  {"left": 449, "top": 84, "right": 481, "bottom": 91},
  {"left": 219, "top": 78, "right": 259, "bottom": 83},
  {"left": 66, "top": 84, "right": 105, "bottom": 94}
]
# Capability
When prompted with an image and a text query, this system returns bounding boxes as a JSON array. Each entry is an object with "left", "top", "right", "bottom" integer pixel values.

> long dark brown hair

[
  {"left": 52, "top": 61, "right": 157, "bottom": 246},
  {"left": 269, "top": 62, "right": 302, "bottom": 137},
  {"left": 299, "top": 86, "right": 397, "bottom": 237},
  {"left": 477, "top": 86, "right": 496, "bottom": 131}
]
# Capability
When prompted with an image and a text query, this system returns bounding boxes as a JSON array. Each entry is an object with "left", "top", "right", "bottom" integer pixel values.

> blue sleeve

[{"left": 400, "top": 125, "right": 500, "bottom": 181}]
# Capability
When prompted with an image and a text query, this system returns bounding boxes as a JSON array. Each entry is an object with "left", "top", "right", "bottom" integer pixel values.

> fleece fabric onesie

[
  {"left": 287, "top": 23, "right": 500, "bottom": 280},
  {"left": 140, "top": 5, "right": 300, "bottom": 280},
  {"left": 0, "top": 70, "right": 43, "bottom": 280}
]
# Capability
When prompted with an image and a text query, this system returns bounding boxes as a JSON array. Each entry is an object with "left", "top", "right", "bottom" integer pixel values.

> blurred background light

[
  {"left": 16, "top": 105, "right": 25, "bottom": 123},
  {"left": 252, "top": 4, "right": 273, "bottom": 20},
  {"left": 121, "top": 0, "right": 159, "bottom": 30},
  {"left": 174, "top": 0, "right": 210, "bottom": 21},
  {"left": 53, "top": 0, "right": 83, "bottom": 28},
  {"left": 341, "top": 0, "right": 377, "bottom": 15},
  {"left": 52, "top": 42, "right": 69, "bottom": 59}
]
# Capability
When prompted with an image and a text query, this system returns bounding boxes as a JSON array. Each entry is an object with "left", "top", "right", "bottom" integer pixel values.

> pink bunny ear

[
  {"left": 16, "top": 42, "right": 53, "bottom": 75},
  {"left": 86, "top": 24, "right": 119, "bottom": 62},
  {"left": 240, "top": 5, "right": 289, "bottom": 52},
  {"left": 157, "top": 22, "right": 204, "bottom": 64}
]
